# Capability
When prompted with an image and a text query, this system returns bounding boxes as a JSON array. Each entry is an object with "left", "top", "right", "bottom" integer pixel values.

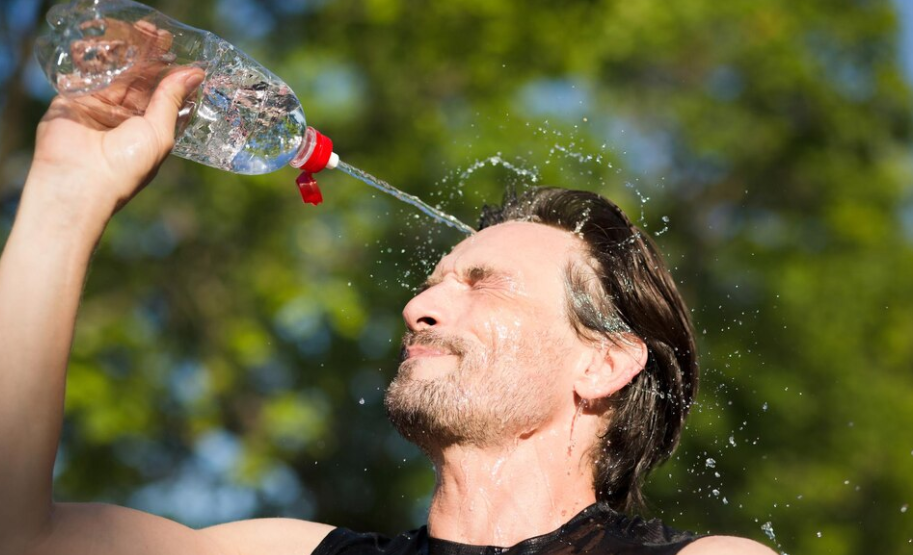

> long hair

[{"left": 479, "top": 187, "right": 699, "bottom": 514}]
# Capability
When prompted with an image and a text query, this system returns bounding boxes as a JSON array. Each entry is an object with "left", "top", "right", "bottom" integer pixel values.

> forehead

[{"left": 433, "top": 221, "right": 584, "bottom": 280}]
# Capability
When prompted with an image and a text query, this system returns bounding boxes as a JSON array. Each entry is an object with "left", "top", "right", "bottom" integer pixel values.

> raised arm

[{"left": 0, "top": 68, "right": 332, "bottom": 555}]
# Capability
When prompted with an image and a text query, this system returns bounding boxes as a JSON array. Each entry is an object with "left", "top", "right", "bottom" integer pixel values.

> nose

[{"left": 402, "top": 283, "right": 448, "bottom": 331}]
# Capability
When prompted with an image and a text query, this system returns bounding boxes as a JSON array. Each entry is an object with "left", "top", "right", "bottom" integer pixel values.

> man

[{"left": 0, "top": 68, "right": 774, "bottom": 555}]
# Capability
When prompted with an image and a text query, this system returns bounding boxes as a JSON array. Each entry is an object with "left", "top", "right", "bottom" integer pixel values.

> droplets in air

[
  {"left": 760, "top": 521, "right": 776, "bottom": 541},
  {"left": 457, "top": 154, "right": 540, "bottom": 185}
]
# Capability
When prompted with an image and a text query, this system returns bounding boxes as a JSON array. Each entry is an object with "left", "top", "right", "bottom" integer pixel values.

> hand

[
  {"left": 28, "top": 65, "right": 204, "bottom": 222},
  {"left": 63, "top": 18, "right": 181, "bottom": 125}
]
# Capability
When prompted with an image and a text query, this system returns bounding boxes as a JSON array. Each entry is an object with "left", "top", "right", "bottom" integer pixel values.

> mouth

[{"left": 405, "top": 345, "right": 453, "bottom": 359}]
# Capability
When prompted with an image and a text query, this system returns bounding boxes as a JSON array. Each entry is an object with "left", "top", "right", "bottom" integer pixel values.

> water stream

[{"left": 336, "top": 161, "right": 476, "bottom": 235}]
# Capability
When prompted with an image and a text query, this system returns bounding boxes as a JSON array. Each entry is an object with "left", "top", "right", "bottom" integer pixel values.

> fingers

[{"left": 144, "top": 67, "right": 204, "bottom": 145}]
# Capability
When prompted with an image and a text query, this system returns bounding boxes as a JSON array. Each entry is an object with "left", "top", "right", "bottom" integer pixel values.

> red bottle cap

[
  {"left": 296, "top": 171, "right": 323, "bottom": 205},
  {"left": 301, "top": 128, "right": 334, "bottom": 173}
]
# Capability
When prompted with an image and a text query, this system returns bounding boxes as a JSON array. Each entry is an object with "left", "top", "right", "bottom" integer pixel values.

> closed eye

[{"left": 465, "top": 266, "right": 516, "bottom": 292}]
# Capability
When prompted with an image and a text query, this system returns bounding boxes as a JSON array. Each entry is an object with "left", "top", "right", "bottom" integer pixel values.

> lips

[
  {"left": 399, "top": 330, "right": 466, "bottom": 364},
  {"left": 405, "top": 345, "right": 452, "bottom": 359}
]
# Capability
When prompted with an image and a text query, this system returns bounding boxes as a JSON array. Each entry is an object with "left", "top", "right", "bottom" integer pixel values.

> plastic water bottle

[{"left": 35, "top": 0, "right": 336, "bottom": 204}]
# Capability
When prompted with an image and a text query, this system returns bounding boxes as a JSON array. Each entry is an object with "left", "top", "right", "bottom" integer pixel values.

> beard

[{"left": 384, "top": 328, "right": 559, "bottom": 453}]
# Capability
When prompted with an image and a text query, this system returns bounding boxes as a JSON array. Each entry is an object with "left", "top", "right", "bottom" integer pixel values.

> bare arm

[
  {"left": 0, "top": 68, "right": 332, "bottom": 555},
  {"left": 680, "top": 535, "right": 778, "bottom": 555}
]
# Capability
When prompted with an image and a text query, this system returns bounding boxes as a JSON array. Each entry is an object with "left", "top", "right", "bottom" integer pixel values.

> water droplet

[
  {"left": 358, "top": 398, "right": 365, "bottom": 405},
  {"left": 816, "top": 532, "right": 823, "bottom": 538},
  {"left": 705, "top": 458, "right": 717, "bottom": 469},
  {"left": 762, "top": 402, "right": 769, "bottom": 411},
  {"left": 761, "top": 522, "right": 776, "bottom": 541},
  {"left": 902, "top": 504, "right": 909, "bottom": 513}
]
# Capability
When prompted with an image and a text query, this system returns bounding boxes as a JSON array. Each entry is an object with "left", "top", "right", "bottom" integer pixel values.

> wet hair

[{"left": 479, "top": 186, "right": 699, "bottom": 514}]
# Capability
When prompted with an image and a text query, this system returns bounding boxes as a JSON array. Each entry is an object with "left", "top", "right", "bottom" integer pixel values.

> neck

[{"left": 425, "top": 418, "right": 599, "bottom": 547}]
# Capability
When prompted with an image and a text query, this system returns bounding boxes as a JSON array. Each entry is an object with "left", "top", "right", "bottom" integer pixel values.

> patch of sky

[
  {"left": 518, "top": 77, "right": 592, "bottom": 120},
  {"left": 274, "top": 296, "right": 333, "bottom": 356},
  {"left": 2, "top": 0, "right": 51, "bottom": 111},
  {"left": 901, "top": 197, "right": 913, "bottom": 243},
  {"left": 275, "top": 296, "right": 323, "bottom": 340},
  {"left": 168, "top": 359, "right": 210, "bottom": 407},
  {"left": 705, "top": 65, "right": 744, "bottom": 102},
  {"left": 196, "top": 429, "right": 243, "bottom": 476},
  {"left": 129, "top": 465, "right": 259, "bottom": 527},
  {"left": 113, "top": 436, "right": 177, "bottom": 478},
  {"left": 892, "top": 0, "right": 913, "bottom": 83},
  {"left": 259, "top": 463, "right": 304, "bottom": 507},
  {"left": 596, "top": 116, "right": 673, "bottom": 177},
  {"left": 216, "top": 0, "right": 276, "bottom": 40},
  {"left": 0, "top": 44, "right": 12, "bottom": 84},
  {"left": 267, "top": 0, "right": 332, "bottom": 15},
  {"left": 278, "top": 57, "right": 366, "bottom": 123},
  {"left": 311, "top": 65, "right": 366, "bottom": 113},
  {"left": 136, "top": 291, "right": 170, "bottom": 334},
  {"left": 128, "top": 429, "right": 264, "bottom": 526},
  {"left": 804, "top": 30, "right": 876, "bottom": 102},
  {"left": 24, "top": 58, "right": 55, "bottom": 101},
  {"left": 2, "top": 0, "right": 43, "bottom": 56}
]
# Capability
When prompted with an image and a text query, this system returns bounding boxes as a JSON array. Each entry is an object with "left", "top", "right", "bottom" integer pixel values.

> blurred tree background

[{"left": 2, "top": 0, "right": 913, "bottom": 553}]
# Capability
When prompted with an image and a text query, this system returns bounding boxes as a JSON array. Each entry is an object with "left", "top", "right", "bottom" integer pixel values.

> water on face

[{"left": 172, "top": 38, "right": 307, "bottom": 175}]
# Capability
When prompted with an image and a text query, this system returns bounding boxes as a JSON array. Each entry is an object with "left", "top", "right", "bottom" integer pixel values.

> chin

[{"left": 398, "top": 355, "right": 456, "bottom": 379}]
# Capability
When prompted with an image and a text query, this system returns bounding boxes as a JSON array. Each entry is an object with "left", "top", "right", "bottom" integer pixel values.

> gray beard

[
  {"left": 384, "top": 330, "right": 556, "bottom": 454},
  {"left": 384, "top": 360, "right": 498, "bottom": 453}
]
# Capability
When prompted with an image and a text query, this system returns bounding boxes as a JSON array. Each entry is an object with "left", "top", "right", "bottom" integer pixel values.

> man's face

[{"left": 385, "top": 222, "right": 592, "bottom": 452}]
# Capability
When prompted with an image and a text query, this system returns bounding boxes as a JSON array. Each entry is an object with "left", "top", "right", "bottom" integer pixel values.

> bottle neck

[{"left": 290, "top": 126, "right": 337, "bottom": 172}]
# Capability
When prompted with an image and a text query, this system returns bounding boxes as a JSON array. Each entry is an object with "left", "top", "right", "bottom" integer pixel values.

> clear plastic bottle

[{"left": 35, "top": 0, "right": 337, "bottom": 198}]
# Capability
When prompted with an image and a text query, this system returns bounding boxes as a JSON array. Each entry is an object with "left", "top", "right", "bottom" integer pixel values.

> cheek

[
  {"left": 478, "top": 308, "right": 523, "bottom": 344},
  {"left": 477, "top": 310, "right": 554, "bottom": 366}
]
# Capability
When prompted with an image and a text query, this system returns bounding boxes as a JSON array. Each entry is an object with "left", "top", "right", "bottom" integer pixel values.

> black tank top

[{"left": 313, "top": 503, "right": 700, "bottom": 555}]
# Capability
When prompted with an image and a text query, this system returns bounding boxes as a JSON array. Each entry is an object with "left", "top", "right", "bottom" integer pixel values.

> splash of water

[
  {"left": 336, "top": 161, "right": 476, "bottom": 235},
  {"left": 458, "top": 154, "right": 540, "bottom": 183}
]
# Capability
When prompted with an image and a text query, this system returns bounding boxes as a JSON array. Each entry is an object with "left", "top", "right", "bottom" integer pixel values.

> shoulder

[
  {"left": 679, "top": 535, "right": 777, "bottom": 555},
  {"left": 202, "top": 517, "right": 336, "bottom": 555}
]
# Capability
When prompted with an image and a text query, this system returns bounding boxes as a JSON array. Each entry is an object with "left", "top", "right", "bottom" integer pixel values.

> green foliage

[{"left": 2, "top": 0, "right": 912, "bottom": 552}]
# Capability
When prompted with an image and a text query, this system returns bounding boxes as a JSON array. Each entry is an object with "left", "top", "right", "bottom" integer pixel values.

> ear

[{"left": 573, "top": 335, "right": 648, "bottom": 401}]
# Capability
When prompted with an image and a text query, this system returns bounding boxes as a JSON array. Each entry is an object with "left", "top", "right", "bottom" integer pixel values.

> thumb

[{"left": 144, "top": 68, "right": 205, "bottom": 143}]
